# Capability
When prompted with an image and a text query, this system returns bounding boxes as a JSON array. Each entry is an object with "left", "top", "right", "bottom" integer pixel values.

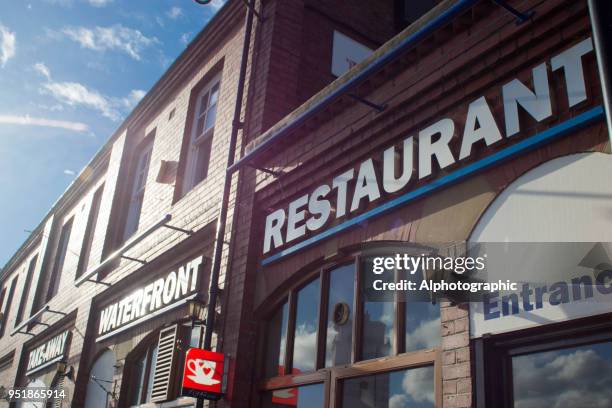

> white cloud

[
  {"left": 180, "top": 32, "right": 191, "bottom": 46},
  {"left": 64, "top": 169, "right": 76, "bottom": 175},
  {"left": 402, "top": 366, "right": 435, "bottom": 404},
  {"left": 0, "top": 24, "right": 16, "bottom": 67},
  {"left": 0, "top": 114, "right": 88, "bottom": 132},
  {"left": 389, "top": 394, "right": 408, "bottom": 408},
  {"left": 88, "top": 0, "right": 113, "bottom": 6},
  {"left": 120, "top": 89, "right": 146, "bottom": 110},
  {"left": 43, "top": 81, "right": 119, "bottom": 120},
  {"left": 41, "top": 78, "right": 146, "bottom": 121},
  {"left": 513, "top": 348, "right": 612, "bottom": 408},
  {"left": 167, "top": 7, "right": 183, "bottom": 19},
  {"left": 292, "top": 323, "right": 317, "bottom": 369},
  {"left": 405, "top": 317, "right": 440, "bottom": 351},
  {"left": 62, "top": 24, "right": 158, "bottom": 60},
  {"left": 33, "top": 62, "right": 51, "bottom": 79}
]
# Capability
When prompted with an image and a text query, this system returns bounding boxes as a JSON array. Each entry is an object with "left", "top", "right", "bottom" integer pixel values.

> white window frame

[
  {"left": 183, "top": 74, "right": 221, "bottom": 193},
  {"left": 124, "top": 140, "right": 154, "bottom": 241}
]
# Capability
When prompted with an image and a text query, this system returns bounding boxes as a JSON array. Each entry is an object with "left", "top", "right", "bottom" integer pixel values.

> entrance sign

[
  {"left": 96, "top": 255, "right": 203, "bottom": 341},
  {"left": 181, "top": 348, "right": 226, "bottom": 400},
  {"left": 262, "top": 38, "right": 597, "bottom": 261},
  {"left": 26, "top": 330, "right": 71, "bottom": 376}
]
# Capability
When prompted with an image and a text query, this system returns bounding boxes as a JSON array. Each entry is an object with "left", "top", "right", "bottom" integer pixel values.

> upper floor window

[
  {"left": 0, "top": 277, "right": 18, "bottom": 338},
  {"left": 124, "top": 138, "right": 154, "bottom": 241},
  {"left": 46, "top": 217, "right": 74, "bottom": 301},
  {"left": 15, "top": 253, "right": 37, "bottom": 325},
  {"left": 181, "top": 75, "right": 221, "bottom": 195},
  {"left": 76, "top": 183, "right": 105, "bottom": 278}
]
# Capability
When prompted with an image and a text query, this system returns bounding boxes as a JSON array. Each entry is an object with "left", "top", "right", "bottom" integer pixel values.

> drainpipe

[
  {"left": 201, "top": 0, "right": 255, "bottom": 383},
  {"left": 588, "top": 0, "right": 612, "bottom": 144}
]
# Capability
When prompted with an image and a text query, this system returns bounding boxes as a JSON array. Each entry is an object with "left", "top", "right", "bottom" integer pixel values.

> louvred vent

[{"left": 150, "top": 324, "right": 184, "bottom": 402}]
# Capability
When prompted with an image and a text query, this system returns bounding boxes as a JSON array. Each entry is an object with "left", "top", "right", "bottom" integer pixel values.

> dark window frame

[
  {"left": 15, "top": 254, "right": 38, "bottom": 326},
  {"left": 125, "top": 331, "right": 160, "bottom": 406},
  {"left": 173, "top": 62, "right": 224, "bottom": 203},
  {"left": 123, "top": 132, "right": 155, "bottom": 243},
  {"left": 76, "top": 183, "right": 105, "bottom": 279},
  {"left": 474, "top": 312, "right": 612, "bottom": 408},
  {"left": 0, "top": 277, "right": 19, "bottom": 338},
  {"left": 257, "top": 248, "right": 442, "bottom": 407},
  {"left": 46, "top": 216, "right": 74, "bottom": 302}
]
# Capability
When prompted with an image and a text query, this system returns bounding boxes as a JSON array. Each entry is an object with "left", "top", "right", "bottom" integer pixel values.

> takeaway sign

[
  {"left": 26, "top": 330, "right": 71, "bottom": 376},
  {"left": 96, "top": 255, "right": 203, "bottom": 342}
]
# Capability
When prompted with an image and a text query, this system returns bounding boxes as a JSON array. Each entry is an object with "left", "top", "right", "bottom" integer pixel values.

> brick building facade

[{"left": 1, "top": 0, "right": 611, "bottom": 407}]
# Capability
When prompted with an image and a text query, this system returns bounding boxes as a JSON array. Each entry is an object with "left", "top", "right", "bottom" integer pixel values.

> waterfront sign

[
  {"left": 26, "top": 330, "right": 71, "bottom": 376},
  {"left": 96, "top": 255, "right": 203, "bottom": 341},
  {"left": 263, "top": 38, "right": 596, "bottom": 258}
]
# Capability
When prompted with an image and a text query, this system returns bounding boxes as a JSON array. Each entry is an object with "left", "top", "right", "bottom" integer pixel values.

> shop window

[
  {"left": 293, "top": 278, "right": 320, "bottom": 373},
  {"left": 512, "top": 342, "right": 612, "bottom": 406},
  {"left": 130, "top": 342, "right": 158, "bottom": 406},
  {"left": 125, "top": 324, "right": 189, "bottom": 406},
  {"left": 124, "top": 136, "right": 154, "bottom": 241},
  {"left": 85, "top": 349, "right": 116, "bottom": 408},
  {"left": 76, "top": 183, "right": 105, "bottom": 278},
  {"left": 261, "top": 383, "right": 325, "bottom": 408},
  {"left": 15, "top": 254, "right": 37, "bottom": 326},
  {"left": 260, "top": 251, "right": 442, "bottom": 406},
  {"left": 180, "top": 74, "right": 221, "bottom": 196},
  {"left": 477, "top": 316, "right": 612, "bottom": 407},
  {"left": 325, "top": 264, "right": 355, "bottom": 367},
  {"left": 405, "top": 302, "right": 441, "bottom": 353},
  {"left": 46, "top": 217, "right": 74, "bottom": 301},
  {"left": 340, "top": 365, "right": 435, "bottom": 407},
  {"left": 0, "top": 277, "right": 18, "bottom": 338}
]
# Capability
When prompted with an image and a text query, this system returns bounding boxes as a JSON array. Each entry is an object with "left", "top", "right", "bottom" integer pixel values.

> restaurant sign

[
  {"left": 262, "top": 37, "right": 601, "bottom": 264},
  {"left": 96, "top": 255, "right": 203, "bottom": 342}
]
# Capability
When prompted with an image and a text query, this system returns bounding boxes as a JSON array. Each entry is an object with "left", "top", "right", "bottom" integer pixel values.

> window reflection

[
  {"left": 261, "top": 383, "right": 324, "bottom": 408},
  {"left": 341, "top": 366, "right": 435, "bottom": 408},
  {"left": 326, "top": 264, "right": 355, "bottom": 367},
  {"left": 265, "top": 301, "right": 289, "bottom": 377},
  {"left": 362, "top": 258, "right": 395, "bottom": 360},
  {"left": 293, "top": 279, "right": 320, "bottom": 372},
  {"left": 512, "top": 341, "right": 612, "bottom": 408},
  {"left": 362, "top": 302, "right": 394, "bottom": 360},
  {"left": 132, "top": 353, "right": 147, "bottom": 406},
  {"left": 406, "top": 302, "right": 440, "bottom": 352},
  {"left": 145, "top": 344, "right": 158, "bottom": 401}
]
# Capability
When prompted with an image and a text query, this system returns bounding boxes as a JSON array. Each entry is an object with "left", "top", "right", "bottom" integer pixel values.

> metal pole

[
  {"left": 196, "top": 0, "right": 256, "bottom": 407},
  {"left": 588, "top": 0, "right": 612, "bottom": 144}
]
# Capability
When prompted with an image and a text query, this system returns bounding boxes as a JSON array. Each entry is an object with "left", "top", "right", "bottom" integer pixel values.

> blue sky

[{"left": 0, "top": 0, "right": 225, "bottom": 266}]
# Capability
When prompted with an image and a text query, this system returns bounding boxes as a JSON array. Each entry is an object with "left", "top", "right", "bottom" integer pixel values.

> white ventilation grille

[{"left": 150, "top": 325, "right": 182, "bottom": 402}]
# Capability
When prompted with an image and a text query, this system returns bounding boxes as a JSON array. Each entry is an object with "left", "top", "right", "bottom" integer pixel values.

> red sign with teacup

[{"left": 181, "top": 348, "right": 225, "bottom": 400}]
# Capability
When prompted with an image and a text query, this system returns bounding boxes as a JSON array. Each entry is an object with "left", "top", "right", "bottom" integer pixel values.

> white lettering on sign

[
  {"left": 26, "top": 331, "right": 70, "bottom": 375},
  {"left": 98, "top": 255, "right": 202, "bottom": 337},
  {"left": 263, "top": 38, "right": 594, "bottom": 255}
]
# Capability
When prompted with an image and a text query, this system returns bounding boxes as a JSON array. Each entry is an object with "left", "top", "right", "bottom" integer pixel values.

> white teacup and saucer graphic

[{"left": 187, "top": 358, "right": 220, "bottom": 386}]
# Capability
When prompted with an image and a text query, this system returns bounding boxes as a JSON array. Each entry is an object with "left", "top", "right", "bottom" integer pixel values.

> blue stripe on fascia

[
  {"left": 262, "top": 106, "right": 605, "bottom": 266},
  {"left": 229, "top": 0, "right": 480, "bottom": 173}
]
